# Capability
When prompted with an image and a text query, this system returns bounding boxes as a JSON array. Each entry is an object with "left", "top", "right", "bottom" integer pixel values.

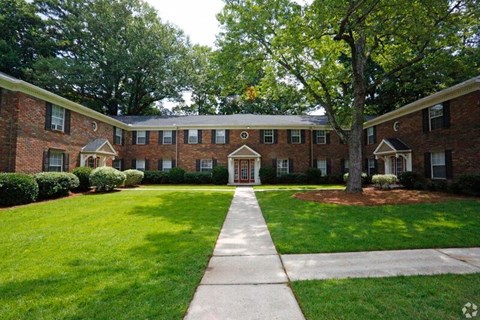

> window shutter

[
  {"left": 145, "top": 131, "right": 150, "bottom": 145},
  {"left": 213, "top": 159, "right": 218, "bottom": 168},
  {"left": 287, "top": 130, "right": 292, "bottom": 144},
  {"left": 364, "top": 158, "right": 368, "bottom": 172},
  {"left": 198, "top": 130, "right": 202, "bottom": 144},
  {"left": 145, "top": 159, "right": 150, "bottom": 170},
  {"left": 158, "top": 159, "right": 163, "bottom": 171},
  {"left": 63, "top": 153, "right": 69, "bottom": 172},
  {"left": 288, "top": 158, "right": 293, "bottom": 173},
  {"left": 172, "top": 131, "right": 176, "bottom": 144},
  {"left": 373, "top": 126, "right": 377, "bottom": 144},
  {"left": 424, "top": 153, "right": 431, "bottom": 178},
  {"left": 272, "top": 158, "right": 277, "bottom": 168},
  {"left": 132, "top": 159, "right": 136, "bottom": 169},
  {"left": 340, "top": 159, "right": 345, "bottom": 174},
  {"left": 211, "top": 130, "right": 216, "bottom": 144},
  {"left": 326, "top": 131, "right": 331, "bottom": 144},
  {"left": 260, "top": 130, "right": 265, "bottom": 144},
  {"left": 121, "top": 130, "right": 124, "bottom": 146},
  {"left": 45, "top": 103, "right": 52, "bottom": 130},
  {"left": 422, "top": 109, "right": 429, "bottom": 133},
  {"left": 445, "top": 150, "right": 453, "bottom": 179},
  {"left": 64, "top": 109, "right": 71, "bottom": 134},
  {"left": 313, "top": 158, "right": 317, "bottom": 168},
  {"left": 196, "top": 159, "right": 201, "bottom": 172},
  {"left": 184, "top": 130, "right": 188, "bottom": 144},
  {"left": 374, "top": 159, "right": 378, "bottom": 174},
  {"left": 172, "top": 159, "right": 176, "bottom": 168},
  {"left": 364, "top": 129, "right": 368, "bottom": 145},
  {"left": 301, "top": 130, "right": 306, "bottom": 144},
  {"left": 132, "top": 131, "right": 137, "bottom": 145},
  {"left": 113, "top": 127, "right": 117, "bottom": 144},
  {"left": 312, "top": 130, "right": 318, "bottom": 144},
  {"left": 443, "top": 101, "right": 451, "bottom": 129},
  {"left": 43, "top": 149, "right": 50, "bottom": 171},
  {"left": 273, "top": 130, "right": 278, "bottom": 144},
  {"left": 326, "top": 159, "right": 331, "bottom": 175},
  {"left": 158, "top": 131, "right": 163, "bottom": 144},
  {"left": 120, "top": 159, "right": 124, "bottom": 171},
  {"left": 225, "top": 130, "right": 230, "bottom": 144}
]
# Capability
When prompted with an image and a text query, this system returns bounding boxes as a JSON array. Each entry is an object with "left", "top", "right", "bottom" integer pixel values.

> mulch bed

[{"left": 294, "top": 187, "right": 473, "bottom": 206}]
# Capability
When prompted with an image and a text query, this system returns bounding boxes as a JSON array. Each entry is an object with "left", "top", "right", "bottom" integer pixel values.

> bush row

[
  {"left": 142, "top": 166, "right": 229, "bottom": 185},
  {"left": 259, "top": 167, "right": 344, "bottom": 185},
  {"left": 397, "top": 171, "right": 480, "bottom": 195}
]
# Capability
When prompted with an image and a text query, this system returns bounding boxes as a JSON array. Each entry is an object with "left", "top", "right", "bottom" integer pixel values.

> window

[
  {"left": 277, "top": 159, "right": 289, "bottom": 176},
  {"left": 431, "top": 152, "right": 446, "bottom": 179},
  {"left": 163, "top": 130, "right": 173, "bottom": 144},
  {"left": 51, "top": 105, "right": 65, "bottom": 131},
  {"left": 429, "top": 104, "right": 444, "bottom": 131},
  {"left": 136, "top": 131, "right": 147, "bottom": 145},
  {"left": 316, "top": 130, "right": 326, "bottom": 144},
  {"left": 113, "top": 159, "right": 122, "bottom": 171},
  {"left": 188, "top": 129, "right": 198, "bottom": 144},
  {"left": 264, "top": 129, "right": 274, "bottom": 144},
  {"left": 135, "top": 159, "right": 146, "bottom": 171},
  {"left": 163, "top": 159, "right": 172, "bottom": 172},
  {"left": 49, "top": 151, "right": 63, "bottom": 172},
  {"left": 367, "top": 127, "right": 375, "bottom": 145},
  {"left": 216, "top": 130, "right": 226, "bottom": 144},
  {"left": 115, "top": 128, "right": 123, "bottom": 145},
  {"left": 200, "top": 159, "right": 213, "bottom": 172},
  {"left": 368, "top": 158, "right": 376, "bottom": 176},
  {"left": 317, "top": 159, "right": 327, "bottom": 177},
  {"left": 291, "top": 130, "right": 301, "bottom": 144},
  {"left": 344, "top": 159, "right": 349, "bottom": 173}
]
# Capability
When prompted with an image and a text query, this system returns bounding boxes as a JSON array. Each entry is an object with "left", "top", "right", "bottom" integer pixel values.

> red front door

[{"left": 235, "top": 159, "right": 255, "bottom": 183}]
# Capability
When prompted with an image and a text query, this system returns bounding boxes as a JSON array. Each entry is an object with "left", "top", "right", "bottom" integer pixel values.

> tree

[
  {"left": 218, "top": 0, "right": 479, "bottom": 193},
  {"left": 31, "top": 0, "right": 193, "bottom": 115}
]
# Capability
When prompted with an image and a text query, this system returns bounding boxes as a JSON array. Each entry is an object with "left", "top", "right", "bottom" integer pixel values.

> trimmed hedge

[
  {"left": 455, "top": 173, "right": 480, "bottom": 196},
  {"left": 212, "top": 166, "right": 228, "bottom": 185},
  {"left": 90, "top": 167, "right": 126, "bottom": 191},
  {"left": 184, "top": 172, "right": 213, "bottom": 184},
  {"left": 168, "top": 167, "right": 185, "bottom": 184},
  {"left": 372, "top": 174, "right": 397, "bottom": 189},
  {"left": 398, "top": 171, "right": 422, "bottom": 190},
  {"left": 73, "top": 167, "right": 93, "bottom": 191},
  {"left": 123, "top": 169, "right": 144, "bottom": 187},
  {"left": 259, "top": 166, "right": 276, "bottom": 184},
  {"left": 35, "top": 172, "right": 80, "bottom": 199},
  {"left": 305, "top": 168, "right": 322, "bottom": 184},
  {"left": 143, "top": 171, "right": 170, "bottom": 184},
  {"left": 0, "top": 173, "right": 39, "bottom": 206}
]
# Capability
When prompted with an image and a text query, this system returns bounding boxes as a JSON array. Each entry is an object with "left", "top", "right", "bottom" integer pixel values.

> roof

[
  {"left": 81, "top": 138, "right": 117, "bottom": 155},
  {"left": 373, "top": 138, "right": 411, "bottom": 156},
  {"left": 385, "top": 138, "right": 410, "bottom": 151},
  {"left": 111, "top": 114, "right": 330, "bottom": 128}
]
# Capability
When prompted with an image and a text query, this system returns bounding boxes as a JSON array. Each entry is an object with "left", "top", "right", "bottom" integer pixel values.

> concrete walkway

[{"left": 184, "top": 187, "right": 305, "bottom": 320}]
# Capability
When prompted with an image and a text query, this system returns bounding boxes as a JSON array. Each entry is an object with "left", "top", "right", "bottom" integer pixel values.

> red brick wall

[
  {"left": 365, "top": 90, "right": 480, "bottom": 178},
  {"left": 0, "top": 89, "right": 19, "bottom": 172}
]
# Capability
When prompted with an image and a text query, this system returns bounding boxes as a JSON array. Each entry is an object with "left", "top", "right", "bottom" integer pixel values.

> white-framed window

[
  {"left": 163, "top": 159, "right": 172, "bottom": 172},
  {"left": 367, "top": 127, "right": 375, "bottom": 145},
  {"left": 51, "top": 105, "right": 65, "bottom": 131},
  {"left": 429, "top": 104, "right": 444, "bottom": 131},
  {"left": 344, "top": 159, "right": 349, "bottom": 173},
  {"left": 431, "top": 152, "right": 446, "bottom": 179},
  {"left": 49, "top": 151, "right": 63, "bottom": 172},
  {"left": 136, "top": 159, "right": 146, "bottom": 171},
  {"left": 317, "top": 159, "right": 327, "bottom": 177},
  {"left": 136, "top": 131, "right": 147, "bottom": 145},
  {"left": 200, "top": 159, "right": 213, "bottom": 172},
  {"left": 115, "top": 128, "right": 123, "bottom": 145},
  {"left": 263, "top": 129, "right": 274, "bottom": 144},
  {"left": 113, "top": 159, "right": 122, "bottom": 171},
  {"left": 291, "top": 129, "right": 301, "bottom": 144},
  {"left": 316, "top": 130, "right": 326, "bottom": 144},
  {"left": 188, "top": 129, "right": 198, "bottom": 144},
  {"left": 163, "top": 130, "right": 173, "bottom": 144},
  {"left": 368, "top": 158, "right": 376, "bottom": 176},
  {"left": 277, "top": 159, "right": 289, "bottom": 176},
  {"left": 216, "top": 129, "right": 226, "bottom": 144}
]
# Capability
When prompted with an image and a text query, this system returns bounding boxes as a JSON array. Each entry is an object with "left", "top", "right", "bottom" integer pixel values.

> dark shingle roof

[
  {"left": 386, "top": 138, "right": 410, "bottom": 151},
  {"left": 82, "top": 138, "right": 109, "bottom": 152}
]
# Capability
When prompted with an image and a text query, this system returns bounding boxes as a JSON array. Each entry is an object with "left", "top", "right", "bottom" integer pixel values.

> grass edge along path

[{"left": 0, "top": 190, "right": 233, "bottom": 320}]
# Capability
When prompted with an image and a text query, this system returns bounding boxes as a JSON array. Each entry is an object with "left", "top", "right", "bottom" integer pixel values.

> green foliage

[
  {"left": 34, "top": 172, "right": 80, "bottom": 199},
  {"left": 455, "top": 174, "right": 480, "bottom": 196},
  {"left": 212, "top": 166, "right": 229, "bottom": 185},
  {"left": 343, "top": 173, "right": 368, "bottom": 185},
  {"left": 304, "top": 168, "right": 322, "bottom": 184},
  {"left": 89, "top": 167, "right": 126, "bottom": 192},
  {"left": 142, "top": 170, "right": 170, "bottom": 184},
  {"left": 73, "top": 167, "right": 93, "bottom": 191},
  {"left": 398, "top": 172, "right": 423, "bottom": 190},
  {"left": 372, "top": 174, "right": 397, "bottom": 189},
  {"left": 277, "top": 173, "right": 308, "bottom": 184},
  {"left": 168, "top": 167, "right": 185, "bottom": 184},
  {"left": 183, "top": 172, "right": 213, "bottom": 184},
  {"left": 123, "top": 169, "right": 144, "bottom": 187},
  {"left": 259, "top": 166, "right": 276, "bottom": 184},
  {"left": 0, "top": 173, "right": 39, "bottom": 206}
]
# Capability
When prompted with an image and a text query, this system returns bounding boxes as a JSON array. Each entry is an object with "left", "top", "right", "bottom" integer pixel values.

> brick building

[{"left": 1, "top": 72, "right": 479, "bottom": 185}]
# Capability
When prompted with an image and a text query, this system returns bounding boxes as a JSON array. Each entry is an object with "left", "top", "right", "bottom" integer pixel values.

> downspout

[
  {"left": 310, "top": 127, "right": 314, "bottom": 167},
  {"left": 175, "top": 125, "right": 178, "bottom": 166}
]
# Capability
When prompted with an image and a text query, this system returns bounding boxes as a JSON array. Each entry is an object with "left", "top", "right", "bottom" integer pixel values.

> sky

[{"left": 145, "top": 0, "right": 225, "bottom": 47}]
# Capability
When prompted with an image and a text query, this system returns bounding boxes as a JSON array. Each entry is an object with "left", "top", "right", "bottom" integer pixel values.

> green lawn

[
  {"left": 292, "top": 274, "right": 480, "bottom": 320},
  {"left": 0, "top": 190, "right": 233, "bottom": 320},
  {"left": 254, "top": 185, "right": 344, "bottom": 190},
  {"left": 137, "top": 184, "right": 236, "bottom": 190},
  {"left": 256, "top": 191, "right": 480, "bottom": 253}
]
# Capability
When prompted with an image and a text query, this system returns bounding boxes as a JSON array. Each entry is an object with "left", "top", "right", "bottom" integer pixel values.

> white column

[
  {"left": 255, "top": 158, "right": 261, "bottom": 185},
  {"left": 228, "top": 157, "right": 235, "bottom": 185}
]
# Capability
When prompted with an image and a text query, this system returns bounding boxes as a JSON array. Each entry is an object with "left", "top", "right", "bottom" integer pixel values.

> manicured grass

[
  {"left": 256, "top": 191, "right": 480, "bottom": 253},
  {"left": 137, "top": 184, "right": 236, "bottom": 190},
  {"left": 292, "top": 274, "right": 480, "bottom": 320},
  {"left": 254, "top": 185, "right": 344, "bottom": 190},
  {"left": 0, "top": 190, "right": 233, "bottom": 320}
]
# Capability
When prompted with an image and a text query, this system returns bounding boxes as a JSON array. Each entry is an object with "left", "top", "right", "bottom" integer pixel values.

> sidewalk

[{"left": 184, "top": 187, "right": 305, "bottom": 320}]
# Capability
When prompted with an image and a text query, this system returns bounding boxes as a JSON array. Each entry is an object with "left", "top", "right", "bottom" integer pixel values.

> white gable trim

[{"left": 228, "top": 144, "right": 261, "bottom": 158}]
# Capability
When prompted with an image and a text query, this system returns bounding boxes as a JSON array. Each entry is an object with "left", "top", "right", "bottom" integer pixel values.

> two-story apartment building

[{"left": 1, "top": 72, "right": 479, "bottom": 185}]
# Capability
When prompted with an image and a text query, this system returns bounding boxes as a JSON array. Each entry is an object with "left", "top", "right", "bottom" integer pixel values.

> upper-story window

[
  {"left": 215, "top": 129, "right": 226, "bottom": 144},
  {"left": 429, "top": 104, "right": 444, "bottom": 131},
  {"left": 188, "top": 129, "right": 198, "bottom": 144},
  {"left": 366, "top": 127, "right": 375, "bottom": 145},
  {"left": 264, "top": 129, "right": 274, "bottom": 144},
  {"left": 51, "top": 105, "right": 65, "bottom": 131},
  {"left": 316, "top": 130, "right": 326, "bottom": 144},
  {"left": 136, "top": 131, "right": 147, "bottom": 145},
  {"left": 115, "top": 127, "right": 123, "bottom": 145},
  {"left": 290, "top": 130, "right": 301, "bottom": 144},
  {"left": 163, "top": 130, "right": 173, "bottom": 144}
]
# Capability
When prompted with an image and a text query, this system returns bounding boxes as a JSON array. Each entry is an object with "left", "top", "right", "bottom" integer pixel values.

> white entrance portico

[
  {"left": 228, "top": 145, "right": 261, "bottom": 185},
  {"left": 373, "top": 138, "right": 412, "bottom": 176}
]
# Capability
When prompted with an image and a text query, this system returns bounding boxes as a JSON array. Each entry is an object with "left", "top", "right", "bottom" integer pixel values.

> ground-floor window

[
  {"left": 87, "top": 156, "right": 100, "bottom": 168},
  {"left": 200, "top": 159, "right": 213, "bottom": 172},
  {"left": 113, "top": 159, "right": 122, "bottom": 171},
  {"left": 277, "top": 159, "right": 289, "bottom": 176},
  {"left": 49, "top": 151, "right": 63, "bottom": 172},
  {"left": 135, "top": 159, "right": 146, "bottom": 171},
  {"left": 317, "top": 159, "right": 327, "bottom": 176},
  {"left": 431, "top": 152, "right": 446, "bottom": 179},
  {"left": 389, "top": 156, "right": 406, "bottom": 176},
  {"left": 368, "top": 158, "right": 376, "bottom": 176},
  {"left": 163, "top": 159, "right": 172, "bottom": 172}
]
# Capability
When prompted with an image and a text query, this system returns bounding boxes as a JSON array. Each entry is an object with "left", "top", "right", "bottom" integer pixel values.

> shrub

[
  {"left": 0, "top": 173, "right": 39, "bottom": 206},
  {"left": 398, "top": 172, "right": 422, "bottom": 190},
  {"left": 73, "top": 167, "right": 93, "bottom": 191},
  {"left": 143, "top": 171, "right": 170, "bottom": 184},
  {"left": 123, "top": 169, "right": 144, "bottom": 187},
  {"left": 259, "top": 166, "right": 276, "bottom": 184},
  {"left": 426, "top": 180, "right": 449, "bottom": 192},
  {"left": 168, "top": 167, "right": 185, "bottom": 184},
  {"left": 184, "top": 172, "right": 213, "bottom": 184},
  {"left": 90, "top": 167, "right": 126, "bottom": 191},
  {"left": 305, "top": 168, "right": 322, "bottom": 184},
  {"left": 455, "top": 173, "right": 480, "bottom": 196},
  {"left": 212, "top": 166, "right": 229, "bottom": 185},
  {"left": 372, "top": 174, "right": 397, "bottom": 189},
  {"left": 277, "top": 173, "right": 307, "bottom": 184},
  {"left": 35, "top": 172, "right": 80, "bottom": 199}
]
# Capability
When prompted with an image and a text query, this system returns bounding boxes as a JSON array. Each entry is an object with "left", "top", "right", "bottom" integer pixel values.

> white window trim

[
  {"left": 316, "top": 130, "right": 326, "bottom": 144},
  {"left": 431, "top": 152, "right": 446, "bottom": 179},
  {"left": 115, "top": 128, "right": 123, "bottom": 145},
  {"left": 429, "top": 104, "right": 444, "bottom": 131},
  {"left": 200, "top": 159, "right": 213, "bottom": 172},
  {"left": 368, "top": 158, "right": 376, "bottom": 175},
  {"left": 277, "top": 159, "right": 289, "bottom": 176},
  {"left": 317, "top": 159, "right": 327, "bottom": 177},
  {"left": 49, "top": 151, "right": 63, "bottom": 172},
  {"left": 263, "top": 129, "right": 274, "bottom": 144},
  {"left": 136, "top": 131, "right": 147, "bottom": 145},
  {"left": 136, "top": 159, "right": 146, "bottom": 171},
  {"left": 216, "top": 129, "right": 226, "bottom": 144},
  {"left": 162, "top": 159, "right": 172, "bottom": 172},
  {"left": 51, "top": 105, "right": 65, "bottom": 132},
  {"left": 291, "top": 130, "right": 301, "bottom": 144},
  {"left": 367, "top": 127, "right": 375, "bottom": 145},
  {"left": 113, "top": 159, "right": 122, "bottom": 170},
  {"left": 188, "top": 129, "right": 198, "bottom": 144},
  {"left": 163, "top": 130, "right": 173, "bottom": 144}
]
